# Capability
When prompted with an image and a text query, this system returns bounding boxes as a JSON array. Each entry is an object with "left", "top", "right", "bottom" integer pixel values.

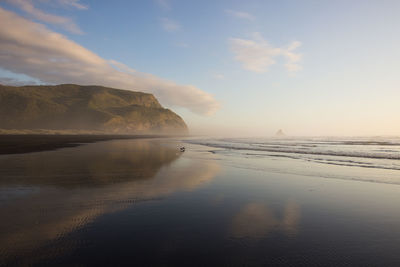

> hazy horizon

[{"left": 1, "top": 0, "right": 400, "bottom": 136}]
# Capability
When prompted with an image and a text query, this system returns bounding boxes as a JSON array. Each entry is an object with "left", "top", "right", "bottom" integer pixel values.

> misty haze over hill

[{"left": 0, "top": 84, "right": 188, "bottom": 134}]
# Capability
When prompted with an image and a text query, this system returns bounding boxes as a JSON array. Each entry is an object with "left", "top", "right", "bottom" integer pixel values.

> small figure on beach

[{"left": 180, "top": 147, "right": 185, "bottom": 152}]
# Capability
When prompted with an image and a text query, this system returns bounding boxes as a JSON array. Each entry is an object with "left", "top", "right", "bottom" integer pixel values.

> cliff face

[{"left": 0, "top": 84, "right": 188, "bottom": 134}]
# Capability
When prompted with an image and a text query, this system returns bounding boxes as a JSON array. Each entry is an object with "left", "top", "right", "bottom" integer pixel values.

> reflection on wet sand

[
  {"left": 0, "top": 140, "right": 179, "bottom": 187},
  {"left": 0, "top": 139, "right": 220, "bottom": 264},
  {"left": 230, "top": 201, "right": 300, "bottom": 238}
]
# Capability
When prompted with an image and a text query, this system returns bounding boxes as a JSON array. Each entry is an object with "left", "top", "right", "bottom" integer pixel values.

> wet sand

[
  {"left": 1, "top": 139, "right": 400, "bottom": 266},
  {"left": 0, "top": 134, "right": 168, "bottom": 155}
]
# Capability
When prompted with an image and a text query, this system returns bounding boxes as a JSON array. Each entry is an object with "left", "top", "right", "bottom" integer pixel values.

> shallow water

[
  {"left": 190, "top": 137, "right": 400, "bottom": 184},
  {"left": 1, "top": 138, "right": 400, "bottom": 266}
]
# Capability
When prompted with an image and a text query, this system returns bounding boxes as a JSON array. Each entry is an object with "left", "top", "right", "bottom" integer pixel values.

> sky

[{"left": 0, "top": 0, "right": 400, "bottom": 136}]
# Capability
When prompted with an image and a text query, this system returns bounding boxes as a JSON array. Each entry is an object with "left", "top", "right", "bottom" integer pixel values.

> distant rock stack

[{"left": 275, "top": 129, "right": 285, "bottom": 137}]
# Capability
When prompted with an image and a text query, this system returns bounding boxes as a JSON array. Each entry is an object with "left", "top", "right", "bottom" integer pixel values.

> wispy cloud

[
  {"left": 58, "top": 0, "right": 88, "bottom": 10},
  {"left": 108, "top": 60, "right": 137, "bottom": 74},
  {"left": 5, "top": 0, "right": 85, "bottom": 34},
  {"left": 155, "top": 0, "right": 171, "bottom": 11},
  {"left": 225, "top": 9, "right": 255, "bottom": 21},
  {"left": 213, "top": 74, "right": 225, "bottom": 80},
  {"left": 0, "top": 7, "right": 219, "bottom": 115},
  {"left": 175, "top": 42, "right": 189, "bottom": 48},
  {"left": 283, "top": 41, "right": 302, "bottom": 72},
  {"left": 230, "top": 33, "right": 302, "bottom": 73},
  {"left": 160, "top": 17, "right": 181, "bottom": 32}
]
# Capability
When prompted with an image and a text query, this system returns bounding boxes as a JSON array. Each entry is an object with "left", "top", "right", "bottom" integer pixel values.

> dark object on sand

[{"left": 180, "top": 147, "right": 185, "bottom": 152}]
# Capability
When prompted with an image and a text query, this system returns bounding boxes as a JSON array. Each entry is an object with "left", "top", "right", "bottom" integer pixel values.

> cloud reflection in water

[
  {"left": 230, "top": 201, "right": 300, "bottom": 239},
  {"left": 0, "top": 139, "right": 220, "bottom": 263}
]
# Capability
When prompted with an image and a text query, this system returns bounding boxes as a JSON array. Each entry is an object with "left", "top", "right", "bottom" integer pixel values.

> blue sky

[{"left": 1, "top": 0, "right": 400, "bottom": 136}]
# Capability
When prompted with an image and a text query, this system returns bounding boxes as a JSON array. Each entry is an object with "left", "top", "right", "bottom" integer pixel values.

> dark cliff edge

[{"left": 0, "top": 84, "right": 188, "bottom": 134}]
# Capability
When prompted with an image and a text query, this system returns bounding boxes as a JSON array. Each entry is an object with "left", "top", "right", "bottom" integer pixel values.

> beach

[
  {"left": 1, "top": 137, "right": 400, "bottom": 266},
  {"left": 0, "top": 134, "right": 169, "bottom": 155}
]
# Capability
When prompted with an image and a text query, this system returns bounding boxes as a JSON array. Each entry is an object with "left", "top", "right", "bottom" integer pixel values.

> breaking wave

[{"left": 188, "top": 137, "right": 400, "bottom": 172}]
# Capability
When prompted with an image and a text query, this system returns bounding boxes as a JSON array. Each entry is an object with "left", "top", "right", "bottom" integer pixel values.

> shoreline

[{"left": 0, "top": 134, "right": 180, "bottom": 155}]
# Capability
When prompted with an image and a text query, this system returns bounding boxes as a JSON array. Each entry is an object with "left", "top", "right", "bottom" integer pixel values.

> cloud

[
  {"left": 282, "top": 41, "right": 303, "bottom": 72},
  {"left": 225, "top": 9, "right": 255, "bottom": 21},
  {"left": 213, "top": 74, "right": 225, "bottom": 80},
  {"left": 175, "top": 42, "right": 189, "bottom": 48},
  {"left": 160, "top": 17, "right": 181, "bottom": 32},
  {"left": 58, "top": 0, "right": 88, "bottom": 10},
  {"left": 155, "top": 0, "right": 171, "bottom": 11},
  {"left": 230, "top": 33, "right": 302, "bottom": 73},
  {"left": 5, "top": 0, "right": 84, "bottom": 34},
  {"left": 108, "top": 60, "right": 137, "bottom": 74},
  {"left": 0, "top": 7, "right": 219, "bottom": 115}
]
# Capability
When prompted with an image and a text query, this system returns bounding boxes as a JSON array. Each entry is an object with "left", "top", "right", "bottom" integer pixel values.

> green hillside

[{"left": 0, "top": 84, "right": 188, "bottom": 134}]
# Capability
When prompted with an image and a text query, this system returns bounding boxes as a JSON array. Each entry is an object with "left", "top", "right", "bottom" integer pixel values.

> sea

[{"left": 188, "top": 136, "right": 400, "bottom": 184}]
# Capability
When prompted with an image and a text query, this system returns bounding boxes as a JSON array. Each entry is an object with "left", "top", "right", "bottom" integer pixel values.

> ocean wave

[{"left": 189, "top": 140, "right": 400, "bottom": 160}]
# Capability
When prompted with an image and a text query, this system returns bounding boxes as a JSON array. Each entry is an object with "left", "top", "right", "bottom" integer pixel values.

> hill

[{"left": 0, "top": 84, "right": 188, "bottom": 134}]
